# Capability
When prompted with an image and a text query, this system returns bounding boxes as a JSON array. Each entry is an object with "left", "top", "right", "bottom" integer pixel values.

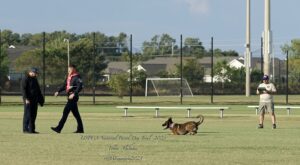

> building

[{"left": 104, "top": 55, "right": 286, "bottom": 83}]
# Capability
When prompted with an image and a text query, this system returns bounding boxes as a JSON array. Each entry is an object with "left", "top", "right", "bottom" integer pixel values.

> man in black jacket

[
  {"left": 21, "top": 67, "right": 44, "bottom": 134},
  {"left": 51, "top": 64, "right": 84, "bottom": 133}
]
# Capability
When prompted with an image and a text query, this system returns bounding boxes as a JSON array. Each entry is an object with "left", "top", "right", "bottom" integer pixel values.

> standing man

[
  {"left": 256, "top": 75, "right": 277, "bottom": 129},
  {"left": 21, "top": 67, "right": 44, "bottom": 134},
  {"left": 51, "top": 64, "right": 84, "bottom": 133}
]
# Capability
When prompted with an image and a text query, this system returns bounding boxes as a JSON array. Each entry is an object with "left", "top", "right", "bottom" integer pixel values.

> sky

[{"left": 1, "top": 0, "right": 300, "bottom": 59}]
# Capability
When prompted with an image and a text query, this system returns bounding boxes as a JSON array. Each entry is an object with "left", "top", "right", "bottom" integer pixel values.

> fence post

[
  {"left": 42, "top": 32, "right": 46, "bottom": 97},
  {"left": 211, "top": 37, "right": 214, "bottom": 104},
  {"left": 155, "top": 108, "right": 159, "bottom": 118},
  {"left": 0, "top": 29, "right": 2, "bottom": 105},
  {"left": 129, "top": 34, "right": 133, "bottom": 103},
  {"left": 286, "top": 51, "right": 289, "bottom": 105},
  {"left": 187, "top": 108, "right": 191, "bottom": 118},
  {"left": 220, "top": 109, "right": 224, "bottom": 118},
  {"left": 93, "top": 32, "right": 96, "bottom": 105},
  {"left": 180, "top": 34, "right": 183, "bottom": 105},
  {"left": 124, "top": 108, "right": 128, "bottom": 117}
]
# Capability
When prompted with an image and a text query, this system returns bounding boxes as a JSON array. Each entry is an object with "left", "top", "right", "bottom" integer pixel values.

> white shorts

[{"left": 259, "top": 102, "right": 274, "bottom": 114}]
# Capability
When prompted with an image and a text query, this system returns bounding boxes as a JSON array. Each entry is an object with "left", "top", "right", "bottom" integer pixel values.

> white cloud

[{"left": 183, "top": 0, "right": 210, "bottom": 14}]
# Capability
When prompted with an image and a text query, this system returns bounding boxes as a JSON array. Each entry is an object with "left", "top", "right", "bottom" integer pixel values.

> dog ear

[{"left": 168, "top": 117, "right": 172, "bottom": 120}]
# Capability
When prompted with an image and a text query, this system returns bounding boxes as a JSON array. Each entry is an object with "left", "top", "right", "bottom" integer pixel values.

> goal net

[{"left": 145, "top": 78, "right": 193, "bottom": 96}]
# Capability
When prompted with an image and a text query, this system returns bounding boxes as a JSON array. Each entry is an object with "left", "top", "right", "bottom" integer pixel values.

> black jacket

[
  {"left": 58, "top": 74, "right": 83, "bottom": 97},
  {"left": 21, "top": 74, "right": 44, "bottom": 106}
]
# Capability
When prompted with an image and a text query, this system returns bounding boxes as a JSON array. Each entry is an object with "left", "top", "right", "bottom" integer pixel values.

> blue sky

[{"left": 1, "top": 0, "right": 300, "bottom": 58}]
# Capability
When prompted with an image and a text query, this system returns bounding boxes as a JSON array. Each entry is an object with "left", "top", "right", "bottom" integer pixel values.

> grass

[{"left": 1, "top": 104, "right": 300, "bottom": 165}]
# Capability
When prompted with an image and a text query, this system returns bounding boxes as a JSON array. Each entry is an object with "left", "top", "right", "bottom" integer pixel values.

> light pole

[
  {"left": 263, "top": 0, "right": 271, "bottom": 76},
  {"left": 245, "top": 0, "right": 251, "bottom": 97},
  {"left": 64, "top": 38, "right": 70, "bottom": 67}
]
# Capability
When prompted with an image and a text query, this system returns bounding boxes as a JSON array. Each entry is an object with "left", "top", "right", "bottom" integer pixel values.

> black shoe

[
  {"left": 272, "top": 124, "right": 276, "bottom": 129},
  {"left": 73, "top": 130, "right": 84, "bottom": 133},
  {"left": 51, "top": 127, "right": 61, "bottom": 133},
  {"left": 257, "top": 124, "right": 263, "bottom": 129},
  {"left": 24, "top": 131, "right": 39, "bottom": 134}
]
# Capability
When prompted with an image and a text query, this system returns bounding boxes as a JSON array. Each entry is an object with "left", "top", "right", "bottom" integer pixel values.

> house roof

[
  {"left": 229, "top": 59, "right": 244, "bottom": 69},
  {"left": 104, "top": 62, "right": 128, "bottom": 74},
  {"left": 105, "top": 56, "right": 286, "bottom": 78},
  {"left": 141, "top": 64, "right": 167, "bottom": 76},
  {"left": 105, "top": 56, "right": 240, "bottom": 75},
  {"left": 105, "top": 61, "right": 167, "bottom": 76},
  {"left": 143, "top": 57, "right": 188, "bottom": 71}
]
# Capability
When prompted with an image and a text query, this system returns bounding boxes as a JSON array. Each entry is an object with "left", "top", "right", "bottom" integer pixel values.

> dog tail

[{"left": 196, "top": 115, "right": 204, "bottom": 126}]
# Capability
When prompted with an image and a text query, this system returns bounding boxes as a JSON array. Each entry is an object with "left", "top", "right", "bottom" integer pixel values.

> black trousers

[
  {"left": 56, "top": 98, "right": 84, "bottom": 131},
  {"left": 23, "top": 101, "right": 38, "bottom": 132}
]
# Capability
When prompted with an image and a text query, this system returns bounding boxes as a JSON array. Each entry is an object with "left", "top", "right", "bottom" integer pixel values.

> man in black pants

[
  {"left": 21, "top": 67, "right": 44, "bottom": 134},
  {"left": 51, "top": 65, "right": 84, "bottom": 133}
]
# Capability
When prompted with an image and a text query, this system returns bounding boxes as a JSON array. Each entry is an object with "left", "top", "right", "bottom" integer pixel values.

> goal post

[{"left": 145, "top": 78, "right": 193, "bottom": 97}]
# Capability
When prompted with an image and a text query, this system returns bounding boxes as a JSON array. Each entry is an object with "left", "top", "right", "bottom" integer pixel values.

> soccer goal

[{"left": 145, "top": 78, "right": 193, "bottom": 96}]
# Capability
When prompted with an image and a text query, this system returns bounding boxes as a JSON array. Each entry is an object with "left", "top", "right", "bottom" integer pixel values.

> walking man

[
  {"left": 21, "top": 67, "right": 44, "bottom": 134},
  {"left": 51, "top": 64, "right": 84, "bottom": 133},
  {"left": 257, "top": 75, "right": 277, "bottom": 129}
]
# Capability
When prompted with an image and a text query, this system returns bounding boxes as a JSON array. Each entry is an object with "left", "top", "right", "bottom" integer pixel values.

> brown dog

[{"left": 162, "top": 115, "right": 204, "bottom": 135}]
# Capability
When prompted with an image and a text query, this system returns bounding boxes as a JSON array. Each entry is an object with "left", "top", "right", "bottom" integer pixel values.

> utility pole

[
  {"left": 261, "top": 37, "right": 263, "bottom": 75},
  {"left": 263, "top": 0, "right": 271, "bottom": 76},
  {"left": 245, "top": 0, "right": 251, "bottom": 96}
]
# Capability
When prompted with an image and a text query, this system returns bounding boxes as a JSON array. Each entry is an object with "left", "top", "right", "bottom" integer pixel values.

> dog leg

[{"left": 172, "top": 130, "right": 177, "bottom": 135}]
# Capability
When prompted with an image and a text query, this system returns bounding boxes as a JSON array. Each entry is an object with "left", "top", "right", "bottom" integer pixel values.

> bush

[{"left": 108, "top": 73, "right": 129, "bottom": 98}]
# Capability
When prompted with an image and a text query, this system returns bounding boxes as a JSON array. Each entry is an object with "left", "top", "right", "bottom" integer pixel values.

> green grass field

[{"left": 1, "top": 103, "right": 300, "bottom": 165}]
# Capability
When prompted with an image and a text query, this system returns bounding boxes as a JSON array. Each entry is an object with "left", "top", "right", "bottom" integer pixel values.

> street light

[{"left": 63, "top": 38, "right": 70, "bottom": 67}]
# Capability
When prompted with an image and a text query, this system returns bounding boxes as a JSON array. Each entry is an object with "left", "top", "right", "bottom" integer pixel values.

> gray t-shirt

[{"left": 257, "top": 83, "right": 276, "bottom": 103}]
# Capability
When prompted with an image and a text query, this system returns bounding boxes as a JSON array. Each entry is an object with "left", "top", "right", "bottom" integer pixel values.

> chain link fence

[{"left": 0, "top": 31, "right": 293, "bottom": 104}]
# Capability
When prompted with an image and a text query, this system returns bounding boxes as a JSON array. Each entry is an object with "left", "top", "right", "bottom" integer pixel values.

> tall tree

[
  {"left": 183, "top": 37, "right": 205, "bottom": 58},
  {"left": 1, "top": 29, "right": 20, "bottom": 45},
  {"left": 214, "top": 60, "right": 231, "bottom": 83},
  {"left": 213, "top": 49, "right": 239, "bottom": 57},
  {"left": 0, "top": 45, "right": 9, "bottom": 86},
  {"left": 222, "top": 50, "right": 239, "bottom": 57},
  {"left": 142, "top": 35, "right": 160, "bottom": 57},
  {"left": 20, "top": 33, "right": 33, "bottom": 45},
  {"left": 71, "top": 38, "right": 107, "bottom": 86},
  {"left": 15, "top": 31, "right": 109, "bottom": 86},
  {"left": 159, "top": 34, "right": 176, "bottom": 56},
  {"left": 281, "top": 39, "right": 300, "bottom": 85},
  {"left": 142, "top": 34, "right": 176, "bottom": 57},
  {"left": 175, "top": 59, "right": 204, "bottom": 87},
  {"left": 214, "top": 60, "right": 246, "bottom": 85}
]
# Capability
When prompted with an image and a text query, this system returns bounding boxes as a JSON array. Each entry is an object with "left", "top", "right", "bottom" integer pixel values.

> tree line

[
  {"left": 0, "top": 30, "right": 238, "bottom": 86},
  {"left": 2, "top": 29, "right": 299, "bottom": 95}
]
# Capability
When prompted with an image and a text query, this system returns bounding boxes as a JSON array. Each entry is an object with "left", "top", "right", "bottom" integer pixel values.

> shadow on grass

[
  {"left": 98, "top": 131, "right": 166, "bottom": 134},
  {"left": 200, "top": 132, "right": 220, "bottom": 134}
]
